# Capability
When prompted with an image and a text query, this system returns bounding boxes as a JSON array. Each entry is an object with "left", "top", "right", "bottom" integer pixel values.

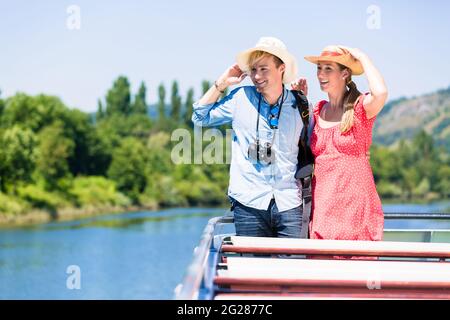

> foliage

[
  {"left": 17, "top": 184, "right": 70, "bottom": 211},
  {"left": 0, "top": 79, "right": 448, "bottom": 219},
  {"left": 34, "top": 121, "right": 75, "bottom": 189},
  {"left": 132, "top": 81, "right": 148, "bottom": 115},
  {"left": 68, "top": 176, "right": 131, "bottom": 207},
  {"left": 0, "top": 192, "right": 28, "bottom": 216},
  {"left": 105, "top": 76, "right": 131, "bottom": 116},
  {"left": 107, "top": 137, "right": 149, "bottom": 203},
  {"left": 0, "top": 125, "right": 36, "bottom": 192}
]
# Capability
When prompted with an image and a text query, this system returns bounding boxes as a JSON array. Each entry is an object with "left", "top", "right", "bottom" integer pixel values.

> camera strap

[{"left": 255, "top": 86, "right": 285, "bottom": 145}]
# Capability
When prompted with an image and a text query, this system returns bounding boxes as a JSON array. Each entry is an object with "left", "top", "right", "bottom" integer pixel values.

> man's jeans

[{"left": 231, "top": 198, "right": 304, "bottom": 238}]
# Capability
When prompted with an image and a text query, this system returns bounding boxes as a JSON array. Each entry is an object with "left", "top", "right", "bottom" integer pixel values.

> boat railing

[
  {"left": 174, "top": 211, "right": 450, "bottom": 300},
  {"left": 174, "top": 214, "right": 232, "bottom": 299},
  {"left": 384, "top": 212, "right": 450, "bottom": 219}
]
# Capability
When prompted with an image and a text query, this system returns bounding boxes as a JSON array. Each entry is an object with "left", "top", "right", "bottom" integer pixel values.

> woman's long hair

[{"left": 339, "top": 64, "right": 361, "bottom": 133}]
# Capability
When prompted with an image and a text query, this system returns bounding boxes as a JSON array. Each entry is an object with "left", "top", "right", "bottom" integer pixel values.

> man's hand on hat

[
  {"left": 291, "top": 78, "right": 308, "bottom": 96},
  {"left": 337, "top": 46, "right": 367, "bottom": 62},
  {"left": 216, "top": 64, "right": 247, "bottom": 91}
]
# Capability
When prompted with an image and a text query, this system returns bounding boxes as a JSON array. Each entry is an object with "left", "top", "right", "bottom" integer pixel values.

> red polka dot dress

[{"left": 309, "top": 96, "right": 384, "bottom": 241}]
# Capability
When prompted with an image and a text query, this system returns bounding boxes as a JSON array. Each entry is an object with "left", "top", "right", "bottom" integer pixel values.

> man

[{"left": 192, "top": 37, "right": 306, "bottom": 238}]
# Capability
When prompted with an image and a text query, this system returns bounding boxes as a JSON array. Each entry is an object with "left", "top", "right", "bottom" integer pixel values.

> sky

[{"left": 0, "top": 0, "right": 449, "bottom": 112}]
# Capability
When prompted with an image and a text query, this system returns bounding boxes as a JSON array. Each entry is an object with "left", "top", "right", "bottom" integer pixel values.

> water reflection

[
  {"left": 43, "top": 212, "right": 219, "bottom": 231},
  {"left": 2, "top": 208, "right": 225, "bottom": 233}
]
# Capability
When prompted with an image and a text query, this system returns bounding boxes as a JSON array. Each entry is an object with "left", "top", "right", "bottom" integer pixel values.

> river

[{"left": 1, "top": 202, "right": 450, "bottom": 299}]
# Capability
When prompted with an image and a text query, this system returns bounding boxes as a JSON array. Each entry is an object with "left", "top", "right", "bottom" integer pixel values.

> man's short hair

[{"left": 247, "top": 50, "right": 284, "bottom": 69}]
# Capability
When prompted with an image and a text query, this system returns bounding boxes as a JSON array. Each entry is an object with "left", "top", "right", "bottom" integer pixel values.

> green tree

[
  {"left": 413, "top": 130, "right": 436, "bottom": 161},
  {"left": 0, "top": 93, "right": 4, "bottom": 119},
  {"left": 34, "top": 121, "right": 75, "bottom": 190},
  {"left": 396, "top": 140, "right": 413, "bottom": 174},
  {"left": 170, "top": 80, "right": 182, "bottom": 123},
  {"left": 96, "top": 99, "right": 104, "bottom": 121},
  {"left": 157, "top": 83, "right": 166, "bottom": 121},
  {"left": 107, "top": 137, "right": 148, "bottom": 202},
  {"left": 105, "top": 76, "right": 131, "bottom": 117},
  {"left": 0, "top": 126, "right": 36, "bottom": 192},
  {"left": 411, "top": 130, "right": 440, "bottom": 193},
  {"left": 201, "top": 80, "right": 211, "bottom": 95},
  {"left": 132, "top": 81, "right": 148, "bottom": 115},
  {"left": 370, "top": 145, "right": 398, "bottom": 183},
  {"left": 1, "top": 93, "right": 67, "bottom": 132},
  {"left": 63, "top": 109, "right": 111, "bottom": 176},
  {"left": 184, "top": 88, "right": 195, "bottom": 126},
  {"left": 96, "top": 111, "right": 152, "bottom": 145},
  {"left": 400, "top": 167, "right": 421, "bottom": 198},
  {"left": 437, "top": 165, "right": 450, "bottom": 197}
]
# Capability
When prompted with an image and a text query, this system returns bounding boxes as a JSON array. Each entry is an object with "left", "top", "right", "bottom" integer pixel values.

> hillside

[{"left": 373, "top": 86, "right": 450, "bottom": 150}]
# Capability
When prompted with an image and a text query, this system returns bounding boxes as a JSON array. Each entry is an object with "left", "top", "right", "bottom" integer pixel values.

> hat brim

[
  {"left": 304, "top": 55, "right": 364, "bottom": 76},
  {"left": 236, "top": 46, "right": 298, "bottom": 84}
]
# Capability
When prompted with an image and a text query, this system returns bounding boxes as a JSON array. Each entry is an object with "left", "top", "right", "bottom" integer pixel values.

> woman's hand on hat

[
  {"left": 338, "top": 46, "right": 367, "bottom": 61},
  {"left": 216, "top": 64, "right": 247, "bottom": 90},
  {"left": 291, "top": 78, "right": 308, "bottom": 96}
]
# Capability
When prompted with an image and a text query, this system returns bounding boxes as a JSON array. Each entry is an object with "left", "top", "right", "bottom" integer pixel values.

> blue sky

[{"left": 1, "top": 0, "right": 449, "bottom": 112}]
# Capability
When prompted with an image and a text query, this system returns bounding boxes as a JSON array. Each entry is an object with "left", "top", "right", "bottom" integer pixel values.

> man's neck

[{"left": 262, "top": 85, "right": 284, "bottom": 106}]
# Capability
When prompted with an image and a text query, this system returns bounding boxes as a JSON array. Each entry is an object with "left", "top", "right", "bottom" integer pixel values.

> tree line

[{"left": 0, "top": 77, "right": 448, "bottom": 218}]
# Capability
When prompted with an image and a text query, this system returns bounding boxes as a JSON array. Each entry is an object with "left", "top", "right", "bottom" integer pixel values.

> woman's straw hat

[
  {"left": 236, "top": 37, "right": 298, "bottom": 84},
  {"left": 305, "top": 45, "right": 364, "bottom": 75}
]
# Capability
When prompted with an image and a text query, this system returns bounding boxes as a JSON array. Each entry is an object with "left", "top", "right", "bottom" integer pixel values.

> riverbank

[
  {"left": 1, "top": 198, "right": 449, "bottom": 229},
  {"left": 0, "top": 203, "right": 159, "bottom": 229}
]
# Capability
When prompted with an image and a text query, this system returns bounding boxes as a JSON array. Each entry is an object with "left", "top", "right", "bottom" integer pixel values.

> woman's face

[
  {"left": 250, "top": 55, "right": 285, "bottom": 94},
  {"left": 317, "top": 61, "right": 349, "bottom": 93}
]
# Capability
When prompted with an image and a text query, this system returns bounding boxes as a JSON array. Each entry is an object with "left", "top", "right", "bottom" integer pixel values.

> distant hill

[{"left": 373, "top": 86, "right": 450, "bottom": 151}]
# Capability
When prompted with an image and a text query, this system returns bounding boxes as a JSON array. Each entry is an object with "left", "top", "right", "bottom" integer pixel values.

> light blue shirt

[{"left": 192, "top": 86, "right": 303, "bottom": 211}]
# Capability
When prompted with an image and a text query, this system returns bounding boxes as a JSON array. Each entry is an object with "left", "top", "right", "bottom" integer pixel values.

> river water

[{"left": 1, "top": 202, "right": 449, "bottom": 299}]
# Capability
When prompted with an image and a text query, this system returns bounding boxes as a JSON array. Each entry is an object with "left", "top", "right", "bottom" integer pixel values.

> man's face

[{"left": 250, "top": 55, "right": 285, "bottom": 94}]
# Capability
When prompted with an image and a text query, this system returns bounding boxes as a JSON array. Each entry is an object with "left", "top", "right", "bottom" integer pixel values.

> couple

[{"left": 192, "top": 37, "right": 388, "bottom": 242}]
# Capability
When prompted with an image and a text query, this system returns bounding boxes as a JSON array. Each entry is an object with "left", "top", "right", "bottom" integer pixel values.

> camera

[{"left": 248, "top": 140, "right": 275, "bottom": 165}]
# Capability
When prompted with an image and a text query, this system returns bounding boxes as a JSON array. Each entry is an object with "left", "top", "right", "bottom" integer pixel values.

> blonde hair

[
  {"left": 247, "top": 50, "right": 284, "bottom": 69},
  {"left": 339, "top": 65, "right": 361, "bottom": 133}
]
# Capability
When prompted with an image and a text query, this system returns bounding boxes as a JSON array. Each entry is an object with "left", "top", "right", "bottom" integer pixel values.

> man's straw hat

[{"left": 236, "top": 37, "right": 298, "bottom": 84}]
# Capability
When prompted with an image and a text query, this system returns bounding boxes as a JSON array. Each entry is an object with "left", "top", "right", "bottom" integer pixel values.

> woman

[{"left": 292, "top": 45, "right": 388, "bottom": 242}]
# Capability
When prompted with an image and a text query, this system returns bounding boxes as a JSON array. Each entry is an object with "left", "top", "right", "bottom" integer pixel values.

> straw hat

[
  {"left": 236, "top": 37, "right": 298, "bottom": 84},
  {"left": 304, "top": 45, "right": 364, "bottom": 75}
]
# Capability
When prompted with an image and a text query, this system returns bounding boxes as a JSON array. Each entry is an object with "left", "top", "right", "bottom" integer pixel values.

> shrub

[
  {"left": 0, "top": 192, "right": 28, "bottom": 216},
  {"left": 69, "top": 176, "right": 131, "bottom": 207},
  {"left": 17, "top": 184, "right": 70, "bottom": 210}
]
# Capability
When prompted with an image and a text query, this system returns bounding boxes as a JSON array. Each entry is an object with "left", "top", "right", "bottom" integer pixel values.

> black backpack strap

[
  {"left": 300, "top": 175, "right": 312, "bottom": 238},
  {"left": 292, "top": 90, "right": 314, "bottom": 174},
  {"left": 292, "top": 90, "right": 314, "bottom": 238},
  {"left": 292, "top": 90, "right": 310, "bottom": 131}
]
